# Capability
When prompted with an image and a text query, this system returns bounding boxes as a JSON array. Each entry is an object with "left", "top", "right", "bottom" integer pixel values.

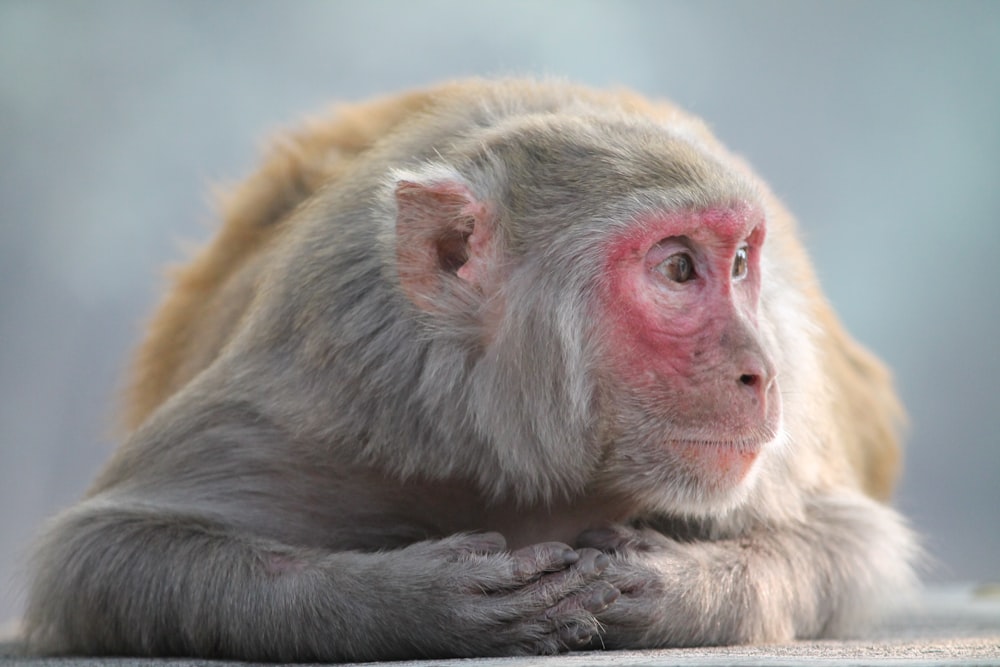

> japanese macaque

[{"left": 24, "top": 79, "right": 917, "bottom": 661}]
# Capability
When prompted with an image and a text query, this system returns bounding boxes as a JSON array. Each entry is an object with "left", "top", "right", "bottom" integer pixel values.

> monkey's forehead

[
  {"left": 432, "top": 93, "right": 759, "bottom": 205},
  {"left": 462, "top": 117, "right": 759, "bottom": 220}
]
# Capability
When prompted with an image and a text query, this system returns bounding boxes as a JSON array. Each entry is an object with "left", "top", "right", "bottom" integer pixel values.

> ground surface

[{"left": 1, "top": 586, "right": 997, "bottom": 666}]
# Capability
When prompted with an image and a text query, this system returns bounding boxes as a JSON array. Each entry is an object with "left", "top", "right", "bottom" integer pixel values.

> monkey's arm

[
  {"left": 578, "top": 491, "right": 917, "bottom": 647},
  {"left": 25, "top": 498, "right": 616, "bottom": 661}
]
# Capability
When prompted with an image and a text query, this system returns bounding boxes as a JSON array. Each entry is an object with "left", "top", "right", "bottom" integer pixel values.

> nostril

[{"left": 739, "top": 374, "right": 759, "bottom": 387}]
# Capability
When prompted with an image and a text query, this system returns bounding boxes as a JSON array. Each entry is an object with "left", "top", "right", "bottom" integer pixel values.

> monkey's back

[{"left": 122, "top": 89, "right": 449, "bottom": 430}]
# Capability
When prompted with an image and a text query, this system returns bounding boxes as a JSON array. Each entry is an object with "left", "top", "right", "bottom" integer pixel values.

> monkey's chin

[
  {"left": 674, "top": 440, "right": 762, "bottom": 489},
  {"left": 663, "top": 433, "right": 780, "bottom": 516}
]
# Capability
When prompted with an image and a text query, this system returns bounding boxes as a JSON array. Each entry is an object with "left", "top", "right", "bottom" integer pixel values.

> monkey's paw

[
  {"left": 412, "top": 533, "right": 620, "bottom": 655},
  {"left": 574, "top": 525, "right": 677, "bottom": 648}
]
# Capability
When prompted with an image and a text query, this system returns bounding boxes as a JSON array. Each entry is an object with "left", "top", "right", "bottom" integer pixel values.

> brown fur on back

[{"left": 123, "top": 89, "right": 445, "bottom": 431}]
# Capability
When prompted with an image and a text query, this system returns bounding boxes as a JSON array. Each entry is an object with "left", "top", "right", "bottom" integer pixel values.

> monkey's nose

[
  {"left": 738, "top": 372, "right": 777, "bottom": 390},
  {"left": 736, "top": 355, "right": 776, "bottom": 408},
  {"left": 737, "top": 359, "right": 770, "bottom": 389}
]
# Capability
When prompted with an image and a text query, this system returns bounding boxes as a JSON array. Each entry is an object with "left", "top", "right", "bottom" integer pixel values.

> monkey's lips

[{"left": 672, "top": 439, "right": 764, "bottom": 487}]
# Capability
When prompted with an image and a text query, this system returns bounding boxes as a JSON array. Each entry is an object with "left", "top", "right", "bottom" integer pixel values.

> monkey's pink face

[{"left": 600, "top": 204, "right": 782, "bottom": 506}]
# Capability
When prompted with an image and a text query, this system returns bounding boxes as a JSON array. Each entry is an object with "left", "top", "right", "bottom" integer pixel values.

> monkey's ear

[{"left": 393, "top": 172, "right": 495, "bottom": 310}]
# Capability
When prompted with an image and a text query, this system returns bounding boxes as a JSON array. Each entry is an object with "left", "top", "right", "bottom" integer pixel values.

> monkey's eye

[
  {"left": 657, "top": 252, "right": 695, "bottom": 283},
  {"left": 732, "top": 247, "right": 749, "bottom": 280}
]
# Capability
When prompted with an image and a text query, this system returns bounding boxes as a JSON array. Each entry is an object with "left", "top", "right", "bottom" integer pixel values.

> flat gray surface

[{"left": 1, "top": 587, "right": 997, "bottom": 666}]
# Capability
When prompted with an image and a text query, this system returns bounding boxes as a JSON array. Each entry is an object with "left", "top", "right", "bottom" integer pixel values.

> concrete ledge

[{"left": 2, "top": 586, "right": 997, "bottom": 666}]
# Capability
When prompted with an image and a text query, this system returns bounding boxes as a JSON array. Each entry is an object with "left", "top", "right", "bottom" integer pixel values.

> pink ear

[{"left": 394, "top": 178, "right": 493, "bottom": 310}]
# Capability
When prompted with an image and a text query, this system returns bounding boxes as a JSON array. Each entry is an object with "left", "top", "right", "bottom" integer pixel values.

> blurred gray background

[{"left": 1, "top": 0, "right": 998, "bottom": 626}]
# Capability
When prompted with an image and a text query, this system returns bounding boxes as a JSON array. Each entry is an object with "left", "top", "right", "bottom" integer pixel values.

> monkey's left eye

[
  {"left": 657, "top": 252, "right": 695, "bottom": 283},
  {"left": 732, "top": 247, "right": 749, "bottom": 280}
]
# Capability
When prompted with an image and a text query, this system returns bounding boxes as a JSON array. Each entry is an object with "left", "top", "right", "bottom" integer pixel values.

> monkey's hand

[
  {"left": 574, "top": 524, "right": 679, "bottom": 648},
  {"left": 576, "top": 495, "right": 917, "bottom": 648},
  {"left": 394, "top": 532, "right": 619, "bottom": 656}
]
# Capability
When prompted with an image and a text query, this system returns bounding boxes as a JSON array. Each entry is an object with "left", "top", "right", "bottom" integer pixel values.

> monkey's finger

[
  {"left": 505, "top": 548, "right": 610, "bottom": 611},
  {"left": 536, "top": 580, "right": 621, "bottom": 626},
  {"left": 508, "top": 542, "right": 579, "bottom": 582},
  {"left": 557, "top": 581, "right": 620, "bottom": 616},
  {"left": 585, "top": 585, "right": 657, "bottom": 648},
  {"left": 556, "top": 619, "right": 601, "bottom": 650},
  {"left": 571, "top": 548, "right": 610, "bottom": 576},
  {"left": 507, "top": 587, "right": 612, "bottom": 654},
  {"left": 546, "top": 583, "right": 619, "bottom": 650},
  {"left": 532, "top": 548, "right": 610, "bottom": 594}
]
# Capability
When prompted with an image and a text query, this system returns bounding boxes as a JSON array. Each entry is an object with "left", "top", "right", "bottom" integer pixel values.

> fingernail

[{"left": 594, "top": 553, "right": 610, "bottom": 572}]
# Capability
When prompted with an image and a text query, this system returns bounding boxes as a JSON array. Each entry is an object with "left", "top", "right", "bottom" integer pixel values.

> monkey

[{"left": 23, "top": 78, "right": 918, "bottom": 662}]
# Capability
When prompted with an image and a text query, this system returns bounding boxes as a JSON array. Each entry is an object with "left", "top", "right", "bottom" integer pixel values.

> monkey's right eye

[{"left": 657, "top": 252, "right": 695, "bottom": 283}]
